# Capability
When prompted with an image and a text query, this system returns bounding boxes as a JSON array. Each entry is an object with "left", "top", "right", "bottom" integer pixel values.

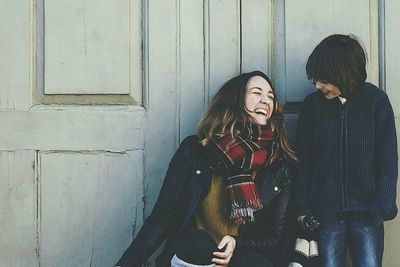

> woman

[{"left": 116, "top": 71, "right": 297, "bottom": 267}]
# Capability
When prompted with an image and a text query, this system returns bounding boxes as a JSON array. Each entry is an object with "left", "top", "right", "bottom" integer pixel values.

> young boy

[{"left": 295, "top": 34, "right": 398, "bottom": 266}]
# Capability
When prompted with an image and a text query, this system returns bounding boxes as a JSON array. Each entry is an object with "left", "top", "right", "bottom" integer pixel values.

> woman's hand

[{"left": 212, "top": 235, "right": 236, "bottom": 267}]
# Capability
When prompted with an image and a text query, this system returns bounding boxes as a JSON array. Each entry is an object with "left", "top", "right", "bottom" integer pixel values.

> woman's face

[{"left": 244, "top": 76, "right": 275, "bottom": 125}]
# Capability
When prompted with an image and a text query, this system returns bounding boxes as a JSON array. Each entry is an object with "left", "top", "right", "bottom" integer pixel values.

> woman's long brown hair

[{"left": 197, "top": 71, "right": 297, "bottom": 162}]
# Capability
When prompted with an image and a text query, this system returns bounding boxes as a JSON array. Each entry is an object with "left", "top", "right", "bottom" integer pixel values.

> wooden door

[{"left": 0, "top": 1, "right": 144, "bottom": 266}]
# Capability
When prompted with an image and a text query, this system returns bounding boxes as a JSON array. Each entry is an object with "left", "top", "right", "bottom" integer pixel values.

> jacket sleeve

[
  {"left": 294, "top": 95, "right": 314, "bottom": 217},
  {"left": 235, "top": 167, "right": 293, "bottom": 251},
  {"left": 370, "top": 93, "right": 398, "bottom": 222},
  {"left": 116, "top": 137, "right": 195, "bottom": 267}
]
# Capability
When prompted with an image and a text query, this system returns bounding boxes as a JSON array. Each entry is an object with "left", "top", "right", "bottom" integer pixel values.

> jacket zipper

[
  {"left": 344, "top": 105, "right": 350, "bottom": 209},
  {"left": 339, "top": 101, "right": 349, "bottom": 210}
]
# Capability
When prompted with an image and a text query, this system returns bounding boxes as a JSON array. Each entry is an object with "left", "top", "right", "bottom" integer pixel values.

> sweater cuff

[{"left": 369, "top": 200, "right": 398, "bottom": 223}]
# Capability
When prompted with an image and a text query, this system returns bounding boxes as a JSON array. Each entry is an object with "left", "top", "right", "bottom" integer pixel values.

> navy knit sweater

[{"left": 295, "top": 82, "right": 398, "bottom": 222}]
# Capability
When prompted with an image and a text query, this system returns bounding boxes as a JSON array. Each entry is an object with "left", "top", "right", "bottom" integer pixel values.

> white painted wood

[
  {"left": 271, "top": 0, "right": 287, "bottom": 105},
  {"left": 0, "top": 151, "right": 37, "bottom": 267},
  {"left": 144, "top": 0, "right": 179, "bottom": 219},
  {"left": 285, "top": 0, "right": 331, "bottom": 103},
  {"left": 1, "top": 1, "right": 145, "bottom": 266},
  {"left": 368, "top": 0, "right": 380, "bottom": 87},
  {"left": 130, "top": 0, "right": 143, "bottom": 103},
  {"left": 384, "top": 0, "right": 400, "bottom": 117},
  {"left": 0, "top": 0, "right": 30, "bottom": 110},
  {"left": 285, "top": 0, "right": 376, "bottom": 102},
  {"left": 44, "top": 0, "right": 130, "bottom": 94},
  {"left": 2, "top": 1, "right": 400, "bottom": 266},
  {"left": 0, "top": 108, "right": 145, "bottom": 151},
  {"left": 179, "top": 0, "right": 205, "bottom": 140},
  {"left": 207, "top": 0, "right": 241, "bottom": 100},
  {"left": 39, "top": 151, "right": 143, "bottom": 267},
  {"left": 241, "top": 0, "right": 271, "bottom": 75}
]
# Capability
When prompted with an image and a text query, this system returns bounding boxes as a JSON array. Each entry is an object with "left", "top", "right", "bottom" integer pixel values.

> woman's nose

[{"left": 260, "top": 97, "right": 271, "bottom": 104}]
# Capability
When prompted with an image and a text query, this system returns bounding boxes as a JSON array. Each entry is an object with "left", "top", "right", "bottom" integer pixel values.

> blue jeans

[{"left": 318, "top": 212, "right": 384, "bottom": 267}]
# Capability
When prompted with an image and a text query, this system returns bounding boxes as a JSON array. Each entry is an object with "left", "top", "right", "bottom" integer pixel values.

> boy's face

[{"left": 315, "top": 81, "right": 341, "bottom": 99}]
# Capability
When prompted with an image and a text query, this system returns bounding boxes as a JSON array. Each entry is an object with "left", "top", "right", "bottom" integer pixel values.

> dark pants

[
  {"left": 318, "top": 212, "right": 384, "bottom": 267},
  {"left": 169, "top": 229, "right": 273, "bottom": 267}
]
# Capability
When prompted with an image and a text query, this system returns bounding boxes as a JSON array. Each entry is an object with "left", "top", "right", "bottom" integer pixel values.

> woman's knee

[
  {"left": 173, "top": 229, "right": 217, "bottom": 265},
  {"left": 229, "top": 251, "right": 273, "bottom": 267}
]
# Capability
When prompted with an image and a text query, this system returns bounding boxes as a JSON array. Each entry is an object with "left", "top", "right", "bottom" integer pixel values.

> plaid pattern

[{"left": 211, "top": 124, "right": 279, "bottom": 224}]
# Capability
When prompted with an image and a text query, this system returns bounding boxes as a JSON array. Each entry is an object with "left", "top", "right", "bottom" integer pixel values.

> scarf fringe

[{"left": 230, "top": 200, "right": 263, "bottom": 224}]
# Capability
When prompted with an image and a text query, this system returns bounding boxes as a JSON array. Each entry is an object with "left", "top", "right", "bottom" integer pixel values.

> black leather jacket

[{"left": 117, "top": 135, "right": 295, "bottom": 267}]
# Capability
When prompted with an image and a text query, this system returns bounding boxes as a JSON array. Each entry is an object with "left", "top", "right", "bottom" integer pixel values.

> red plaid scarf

[{"left": 211, "top": 124, "right": 279, "bottom": 224}]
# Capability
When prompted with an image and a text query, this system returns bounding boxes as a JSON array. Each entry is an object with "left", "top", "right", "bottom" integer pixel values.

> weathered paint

[
  {"left": 0, "top": 151, "right": 37, "bottom": 267},
  {"left": 285, "top": 0, "right": 377, "bottom": 102},
  {"left": 0, "top": 0, "right": 30, "bottom": 110},
  {"left": 1, "top": 1, "right": 399, "bottom": 267},
  {"left": 0, "top": 108, "right": 145, "bottom": 151},
  {"left": 38, "top": 151, "right": 143, "bottom": 266},
  {"left": 44, "top": 0, "right": 130, "bottom": 94}
]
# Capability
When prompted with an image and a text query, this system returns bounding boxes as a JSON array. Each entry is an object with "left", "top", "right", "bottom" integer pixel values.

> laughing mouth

[{"left": 254, "top": 108, "right": 268, "bottom": 115}]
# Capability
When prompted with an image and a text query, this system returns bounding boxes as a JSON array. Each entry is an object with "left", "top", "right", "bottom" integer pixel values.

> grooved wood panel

[
  {"left": 241, "top": 0, "right": 271, "bottom": 74},
  {"left": 207, "top": 0, "right": 241, "bottom": 99},
  {"left": 271, "top": 0, "right": 286, "bottom": 105},
  {"left": 285, "top": 0, "right": 377, "bottom": 102},
  {"left": 385, "top": 0, "right": 400, "bottom": 116},
  {"left": 0, "top": 151, "right": 37, "bottom": 267},
  {"left": 179, "top": 0, "right": 205, "bottom": 140},
  {"left": 39, "top": 151, "right": 143, "bottom": 267},
  {"left": 0, "top": 0, "right": 30, "bottom": 110},
  {"left": 44, "top": 0, "right": 130, "bottom": 94},
  {"left": 0, "top": 108, "right": 145, "bottom": 151},
  {"left": 143, "top": 0, "right": 180, "bottom": 219}
]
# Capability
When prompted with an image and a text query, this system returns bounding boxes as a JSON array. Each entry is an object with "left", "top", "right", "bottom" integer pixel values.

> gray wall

[{"left": 0, "top": 0, "right": 399, "bottom": 266}]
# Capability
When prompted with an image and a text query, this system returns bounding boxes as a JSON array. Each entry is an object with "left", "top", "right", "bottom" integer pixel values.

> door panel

[
  {"left": 284, "top": 0, "right": 378, "bottom": 103},
  {"left": 39, "top": 152, "right": 143, "bottom": 267},
  {"left": 35, "top": 0, "right": 141, "bottom": 104},
  {"left": 44, "top": 0, "right": 130, "bottom": 94},
  {"left": 0, "top": 109, "right": 144, "bottom": 151},
  {"left": 0, "top": 151, "right": 37, "bottom": 267},
  {"left": 207, "top": 0, "right": 241, "bottom": 100},
  {"left": 1, "top": 0, "right": 144, "bottom": 266},
  {"left": 0, "top": 0, "right": 30, "bottom": 110},
  {"left": 179, "top": 0, "right": 205, "bottom": 140},
  {"left": 241, "top": 0, "right": 271, "bottom": 74}
]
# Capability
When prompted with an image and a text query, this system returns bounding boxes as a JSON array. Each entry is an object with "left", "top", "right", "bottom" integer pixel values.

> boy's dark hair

[{"left": 306, "top": 34, "right": 367, "bottom": 97}]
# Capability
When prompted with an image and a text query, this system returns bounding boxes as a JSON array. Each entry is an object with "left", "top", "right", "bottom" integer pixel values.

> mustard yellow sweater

[{"left": 195, "top": 173, "right": 239, "bottom": 243}]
